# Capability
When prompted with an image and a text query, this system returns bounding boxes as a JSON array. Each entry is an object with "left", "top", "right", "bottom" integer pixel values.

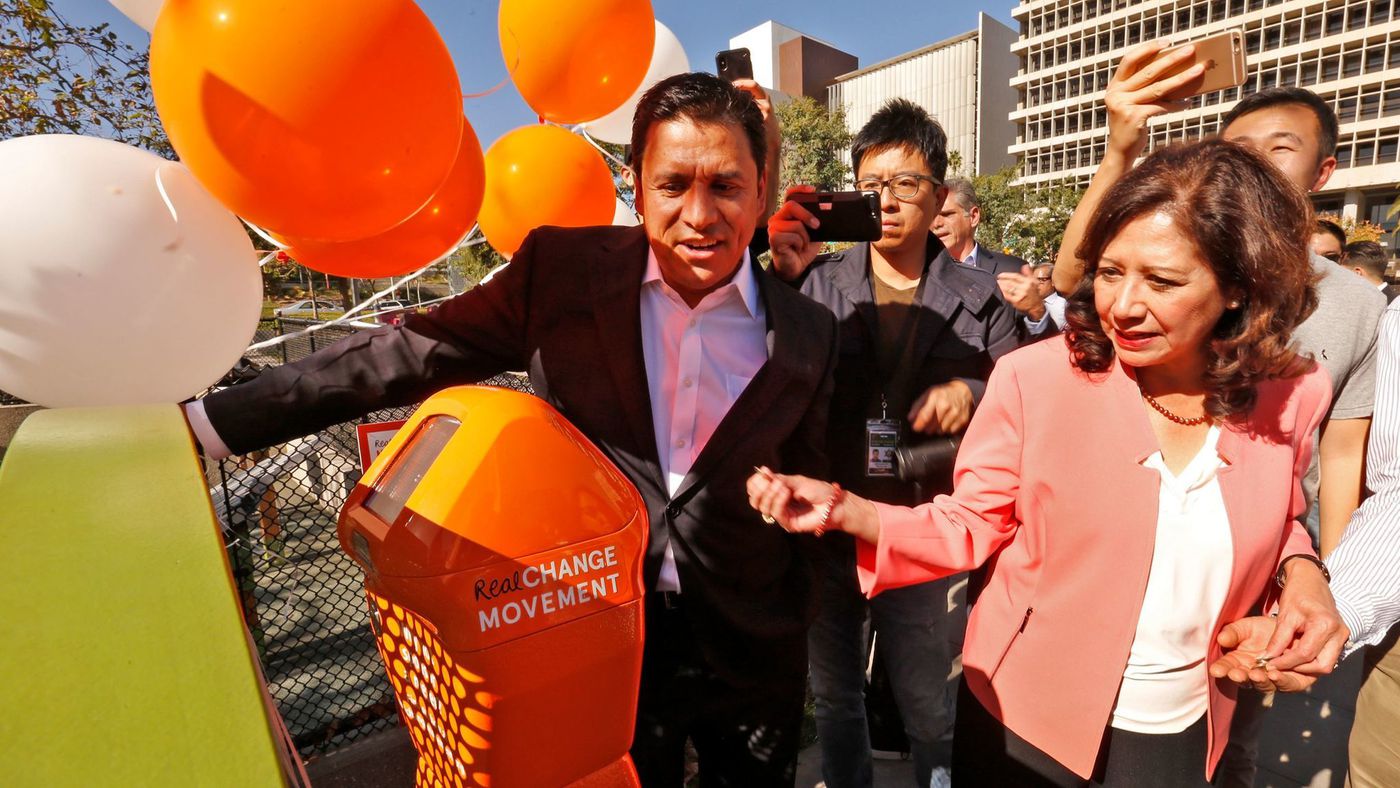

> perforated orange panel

[{"left": 370, "top": 592, "right": 497, "bottom": 788}]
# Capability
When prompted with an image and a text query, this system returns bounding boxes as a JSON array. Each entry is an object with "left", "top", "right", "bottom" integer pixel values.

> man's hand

[
  {"left": 731, "top": 78, "right": 779, "bottom": 151},
  {"left": 908, "top": 380, "right": 974, "bottom": 435},
  {"left": 997, "top": 264, "right": 1047, "bottom": 321},
  {"left": 1104, "top": 40, "right": 1207, "bottom": 159},
  {"left": 1210, "top": 617, "right": 1317, "bottom": 693},
  {"left": 768, "top": 185, "right": 823, "bottom": 281},
  {"left": 732, "top": 79, "right": 781, "bottom": 216},
  {"left": 1265, "top": 558, "right": 1349, "bottom": 675}
]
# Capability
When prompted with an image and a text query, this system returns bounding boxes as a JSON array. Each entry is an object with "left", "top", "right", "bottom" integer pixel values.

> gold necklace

[{"left": 1142, "top": 391, "right": 1209, "bottom": 426}]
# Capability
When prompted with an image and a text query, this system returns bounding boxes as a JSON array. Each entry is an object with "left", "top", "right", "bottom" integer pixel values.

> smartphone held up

[
  {"left": 1148, "top": 29, "right": 1248, "bottom": 99},
  {"left": 715, "top": 47, "right": 754, "bottom": 83},
  {"left": 788, "top": 191, "right": 882, "bottom": 243}
]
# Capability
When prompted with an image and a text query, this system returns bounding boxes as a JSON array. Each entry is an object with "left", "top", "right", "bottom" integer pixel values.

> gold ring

[{"left": 761, "top": 514, "right": 776, "bottom": 524}]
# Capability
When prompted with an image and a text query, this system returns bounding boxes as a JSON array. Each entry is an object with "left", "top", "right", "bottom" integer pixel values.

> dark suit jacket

[
  {"left": 966, "top": 244, "right": 1026, "bottom": 277},
  {"left": 966, "top": 244, "right": 1058, "bottom": 340},
  {"left": 202, "top": 224, "right": 840, "bottom": 687}
]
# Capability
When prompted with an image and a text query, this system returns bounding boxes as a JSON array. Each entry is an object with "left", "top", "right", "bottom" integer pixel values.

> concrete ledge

[
  {"left": 304, "top": 724, "right": 416, "bottom": 788},
  {"left": 0, "top": 405, "right": 42, "bottom": 460}
]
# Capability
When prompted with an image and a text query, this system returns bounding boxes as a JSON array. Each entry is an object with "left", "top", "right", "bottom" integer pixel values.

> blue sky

[{"left": 62, "top": 0, "right": 1016, "bottom": 147}]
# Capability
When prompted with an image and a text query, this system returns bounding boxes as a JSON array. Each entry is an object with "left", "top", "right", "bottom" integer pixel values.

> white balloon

[
  {"left": 581, "top": 21, "right": 689, "bottom": 145},
  {"left": 612, "top": 198, "right": 639, "bottom": 227},
  {"left": 0, "top": 135, "right": 263, "bottom": 408},
  {"left": 108, "top": 0, "right": 162, "bottom": 32}
]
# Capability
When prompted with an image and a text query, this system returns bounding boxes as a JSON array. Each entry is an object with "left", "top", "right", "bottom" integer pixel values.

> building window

[
  {"left": 1327, "top": 9, "right": 1345, "bottom": 35},
  {"left": 1378, "top": 136, "right": 1398, "bottom": 164},
  {"left": 1356, "top": 140, "right": 1375, "bottom": 167},
  {"left": 1385, "top": 89, "right": 1400, "bottom": 117},
  {"left": 1338, "top": 96, "right": 1359, "bottom": 123},
  {"left": 1343, "top": 52, "right": 1362, "bottom": 78},
  {"left": 1361, "top": 92, "right": 1381, "bottom": 120}
]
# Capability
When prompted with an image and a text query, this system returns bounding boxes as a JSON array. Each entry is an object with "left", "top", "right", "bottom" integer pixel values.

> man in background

[
  {"left": 1342, "top": 240, "right": 1400, "bottom": 302},
  {"left": 1312, "top": 218, "right": 1347, "bottom": 262},
  {"left": 769, "top": 98, "right": 1019, "bottom": 788},
  {"left": 935, "top": 178, "right": 1054, "bottom": 338},
  {"left": 1031, "top": 262, "right": 1067, "bottom": 329}
]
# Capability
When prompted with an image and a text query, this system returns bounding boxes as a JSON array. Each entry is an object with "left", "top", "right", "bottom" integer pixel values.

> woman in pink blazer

[{"left": 749, "top": 140, "right": 1346, "bottom": 787}]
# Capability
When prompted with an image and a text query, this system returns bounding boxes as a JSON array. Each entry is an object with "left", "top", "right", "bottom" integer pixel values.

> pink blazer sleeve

[{"left": 856, "top": 355, "right": 1027, "bottom": 597}]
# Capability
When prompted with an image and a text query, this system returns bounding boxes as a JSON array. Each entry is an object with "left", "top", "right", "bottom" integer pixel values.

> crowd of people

[{"left": 182, "top": 37, "right": 1398, "bottom": 788}]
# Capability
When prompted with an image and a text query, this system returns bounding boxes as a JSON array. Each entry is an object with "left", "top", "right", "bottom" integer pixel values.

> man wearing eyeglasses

[{"left": 768, "top": 98, "right": 1019, "bottom": 788}]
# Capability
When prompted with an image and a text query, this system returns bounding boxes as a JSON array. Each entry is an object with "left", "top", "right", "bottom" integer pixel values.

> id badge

[{"left": 866, "top": 419, "right": 900, "bottom": 477}]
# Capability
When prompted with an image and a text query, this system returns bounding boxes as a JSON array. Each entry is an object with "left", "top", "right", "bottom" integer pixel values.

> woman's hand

[
  {"left": 1210, "top": 617, "right": 1318, "bottom": 693},
  {"left": 746, "top": 467, "right": 880, "bottom": 543}
]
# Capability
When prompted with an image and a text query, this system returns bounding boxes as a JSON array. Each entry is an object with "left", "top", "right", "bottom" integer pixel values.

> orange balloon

[
  {"left": 499, "top": 0, "right": 655, "bottom": 123},
  {"left": 477, "top": 125, "right": 616, "bottom": 256},
  {"left": 150, "top": 0, "right": 463, "bottom": 242},
  {"left": 282, "top": 118, "right": 486, "bottom": 278}
]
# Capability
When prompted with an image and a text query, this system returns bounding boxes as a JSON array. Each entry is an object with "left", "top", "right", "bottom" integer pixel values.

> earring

[{"left": 1227, "top": 301, "right": 1240, "bottom": 309}]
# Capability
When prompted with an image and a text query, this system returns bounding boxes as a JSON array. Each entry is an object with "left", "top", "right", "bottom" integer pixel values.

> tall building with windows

[
  {"left": 827, "top": 14, "right": 1020, "bottom": 176},
  {"left": 1010, "top": 0, "right": 1400, "bottom": 245},
  {"left": 729, "top": 21, "right": 859, "bottom": 102}
]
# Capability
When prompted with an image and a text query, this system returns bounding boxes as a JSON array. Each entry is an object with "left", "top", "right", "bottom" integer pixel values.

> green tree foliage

[
  {"left": 775, "top": 96, "right": 852, "bottom": 192},
  {"left": 446, "top": 241, "right": 509, "bottom": 287},
  {"left": 971, "top": 165, "right": 1083, "bottom": 265},
  {"left": 946, "top": 149, "right": 964, "bottom": 177},
  {"left": 1, "top": 0, "right": 171, "bottom": 156}
]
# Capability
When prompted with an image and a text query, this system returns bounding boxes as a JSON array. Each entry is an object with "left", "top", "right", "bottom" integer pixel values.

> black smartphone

[
  {"left": 715, "top": 48, "right": 753, "bottom": 82},
  {"left": 789, "top": 191, "right": 882, "bottom": 243}
]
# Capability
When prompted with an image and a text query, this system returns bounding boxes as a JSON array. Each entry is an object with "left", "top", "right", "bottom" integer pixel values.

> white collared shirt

[
  {"left": 1112, "top": 426, "right": 1234, "bottom": 734},
  {"left": 959, "top": 242, "right": 981, "bottom": 267},
  {"left": 1331, "top": 303, "right": 1400, "bottom": 656},
  {"left": 639, "top": 248, "right": 768, "bottom": 592}
]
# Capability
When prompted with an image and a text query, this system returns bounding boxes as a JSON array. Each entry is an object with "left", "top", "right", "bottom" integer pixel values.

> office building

[
  {"left": 729, "top": 21, "right": 859, "bottom": 102},
  {"left": 1010, "top": 0, "right": 1400, "bottom": 245},
  {"left": 827, "top": 13, "right": 1021, "bottom": 176}
]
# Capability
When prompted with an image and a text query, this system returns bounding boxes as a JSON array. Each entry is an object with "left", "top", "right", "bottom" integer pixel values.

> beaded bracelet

[{"left": 814, "top": 483, "right": 845, "bottom": 537}]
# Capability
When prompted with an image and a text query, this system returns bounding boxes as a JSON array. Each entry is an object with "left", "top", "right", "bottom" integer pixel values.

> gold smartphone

[{"left": 1150, "top": 29, "right": 1248, "bottom": 98}]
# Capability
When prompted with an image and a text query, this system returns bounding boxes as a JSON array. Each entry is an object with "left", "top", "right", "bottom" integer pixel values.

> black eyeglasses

[{"left": 853, "top": 173, "right": 940, "bottom": 201}]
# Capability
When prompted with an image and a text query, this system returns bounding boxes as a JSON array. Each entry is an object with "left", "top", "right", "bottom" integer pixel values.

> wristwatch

[{"left": 1276, "top": 554, "right": 1331, "bottom": 589}]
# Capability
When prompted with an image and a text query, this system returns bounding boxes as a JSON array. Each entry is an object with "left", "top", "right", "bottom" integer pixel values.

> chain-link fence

[{"left": 209, "top": 317, "right": 534, "bottom": 758}]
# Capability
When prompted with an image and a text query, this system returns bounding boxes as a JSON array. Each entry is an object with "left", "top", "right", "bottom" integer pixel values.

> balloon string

[
  {"left": 576, "top": 127, "right": 628, "bottom": 169},
  {"left": 460, "top": 74, "right": 512, "bottom": 100},
  {"left": 243, "top": 218, "right": 289, "bottom": 250},
  {"left": 245, "top": 224, "right": 487, "bottom": 353},
  {"left": 464, "top": 25, "right": 522, "bottom": 103},
  {"left": 153, "top": 164, "right": 182, "bottom": 251}
]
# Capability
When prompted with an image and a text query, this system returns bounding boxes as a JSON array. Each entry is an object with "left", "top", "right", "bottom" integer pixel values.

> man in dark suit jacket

[
  {"left": 767, "top": 99, "right": 1018, "bottom": 788},
  {"left": 185, "top": 74, "right": 838, "bottom": 787},
  {"left": 934, "top": 178, "right": 1055, "bottom": 340}
]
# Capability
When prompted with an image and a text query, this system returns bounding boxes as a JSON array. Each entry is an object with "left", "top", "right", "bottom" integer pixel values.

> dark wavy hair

[
  {"left": 850, "top": 98, "right": 948, "bottom": 182},
  {"left": 1064, "top": 139, "right": 1318, "bottom": 421},
  {"left": 629, "top": 72, "right": 766, "bottom": 183}
]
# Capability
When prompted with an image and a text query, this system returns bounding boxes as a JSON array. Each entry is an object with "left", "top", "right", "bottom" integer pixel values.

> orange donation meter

[{"left": 339, "top": 386, "right": 647, "bottom": 788}]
